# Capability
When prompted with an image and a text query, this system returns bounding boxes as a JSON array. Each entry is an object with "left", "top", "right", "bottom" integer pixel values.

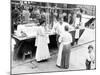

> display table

[
  {"left": 12, "top": 34, "right": 57, "bottom": 60},
  {"left": 12, "top": 23, "right": 58, "bottom": 60}
]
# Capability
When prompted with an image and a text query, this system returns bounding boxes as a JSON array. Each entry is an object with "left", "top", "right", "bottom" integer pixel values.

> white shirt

[
  {"left": 86, "top": 51, "right": 95, "bottom": 62},
  {"left": 75, "top": 29, "right": 80, "bottom": 39},
  {"left": 35, "top": 26, "right": 49, "bottom": 46},
  {"left": 51, "top": 22, "right": 73, "bottom": 35},
  {"left": 59, "top": 31, "right": 72, "bottom": 44},
  {"left": 51, "top": 22, "right": 63, "bottom": 35},
  {"left": 75, "top": 18, "right": 80, "bottom": 27}
]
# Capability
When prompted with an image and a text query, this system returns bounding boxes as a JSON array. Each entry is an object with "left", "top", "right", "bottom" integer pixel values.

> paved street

[{"left": 12, "top": 40, "right": 95, "bottom": 74}]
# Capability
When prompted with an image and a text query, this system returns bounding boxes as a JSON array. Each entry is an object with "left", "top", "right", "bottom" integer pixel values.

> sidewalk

[
  {"left": 78, "top": 28, "right": 95, "bottom": 45},
  {"left": 12, "top": 41, "right": 95, "bottom": 74}
]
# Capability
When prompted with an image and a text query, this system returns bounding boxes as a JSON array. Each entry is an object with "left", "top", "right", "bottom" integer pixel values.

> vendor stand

[
  {"left": 12, "top": 22, "right": 85, "bottom": 60},
  {"left": 12, "top": 23, "right": 58, "bottom": 60}
]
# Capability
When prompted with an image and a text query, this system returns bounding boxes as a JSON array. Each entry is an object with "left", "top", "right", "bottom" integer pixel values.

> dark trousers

[
  {"left": 86, "top": 59, "right": 91, "bottom": 70},
  {"left": 71, "top": 38, "right": 78, "bottom": 46},
  {"left": 56, "top": 34, "right": 60, "bottom": 48},
  {"left": 75, "top": 39, "right": 79, "bottom": 44}
]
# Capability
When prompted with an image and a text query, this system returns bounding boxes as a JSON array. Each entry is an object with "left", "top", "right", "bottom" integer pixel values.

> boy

[{"left": 85, "top": 45, "right": 95, "bottom": 70}]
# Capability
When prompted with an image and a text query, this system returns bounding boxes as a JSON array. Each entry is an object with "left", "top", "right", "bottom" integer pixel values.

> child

[{"left": 85, "top": 45, "right": 95, "bottom": 70}]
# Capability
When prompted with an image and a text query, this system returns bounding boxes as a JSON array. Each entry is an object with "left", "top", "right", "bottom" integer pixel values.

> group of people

[
  {"left": 34, "top": 18, "right": 95, "bottom": 69},
  {"left": 12, "top": 3, "right": 95, "bottom": 70},
  {"left": 34, "top": 19, "right": 73, "bottom": 69}
]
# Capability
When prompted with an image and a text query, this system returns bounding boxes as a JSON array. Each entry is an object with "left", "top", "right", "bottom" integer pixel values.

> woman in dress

[
  {"left": 56, "top": 26, "right": 72, "bottom": 69},
  {"left": 35, "top": 21, "right": 50, "bottom": 62}
]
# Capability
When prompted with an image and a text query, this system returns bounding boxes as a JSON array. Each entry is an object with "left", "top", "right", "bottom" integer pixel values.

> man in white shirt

[
  {"left": 51, "top": 19, "right": 73, "bottom": 35},
  {"left": 50, "top": 20, "right": 67, "bottom": 48}
]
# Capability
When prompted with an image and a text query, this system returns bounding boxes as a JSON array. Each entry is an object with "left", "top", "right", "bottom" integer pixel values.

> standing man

[
  {"left": 50, "top": 19, "right": 66, "bottom": 48},
  {"left": 56, "top": 26, "right": 72, "bottom": 69},
  {"left": 51, "top": 19, "right": 72, "bottom": 48}
]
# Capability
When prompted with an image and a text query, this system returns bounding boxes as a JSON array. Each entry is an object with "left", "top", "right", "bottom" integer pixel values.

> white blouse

[
  {"left": 86, "top": 51, "right": 95, "bottom": 62},
  {"left": 75, "top": 29, "right": 80, "bottom": 39},
  {"left": 59, "top": 31, "right": 72, "bottom": 44},
  {"left": 35, "top": 26, "right": 50, "bottom": 46}
]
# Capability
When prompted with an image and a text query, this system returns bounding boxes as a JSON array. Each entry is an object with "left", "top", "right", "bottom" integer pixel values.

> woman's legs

[{"left": 60, "top": 44, "right": 71, "bottom": 69}]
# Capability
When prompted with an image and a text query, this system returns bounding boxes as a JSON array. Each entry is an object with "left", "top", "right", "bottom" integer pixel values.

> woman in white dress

[{"left": 35, "top": 21, "right": 50, "bottom": 62}]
